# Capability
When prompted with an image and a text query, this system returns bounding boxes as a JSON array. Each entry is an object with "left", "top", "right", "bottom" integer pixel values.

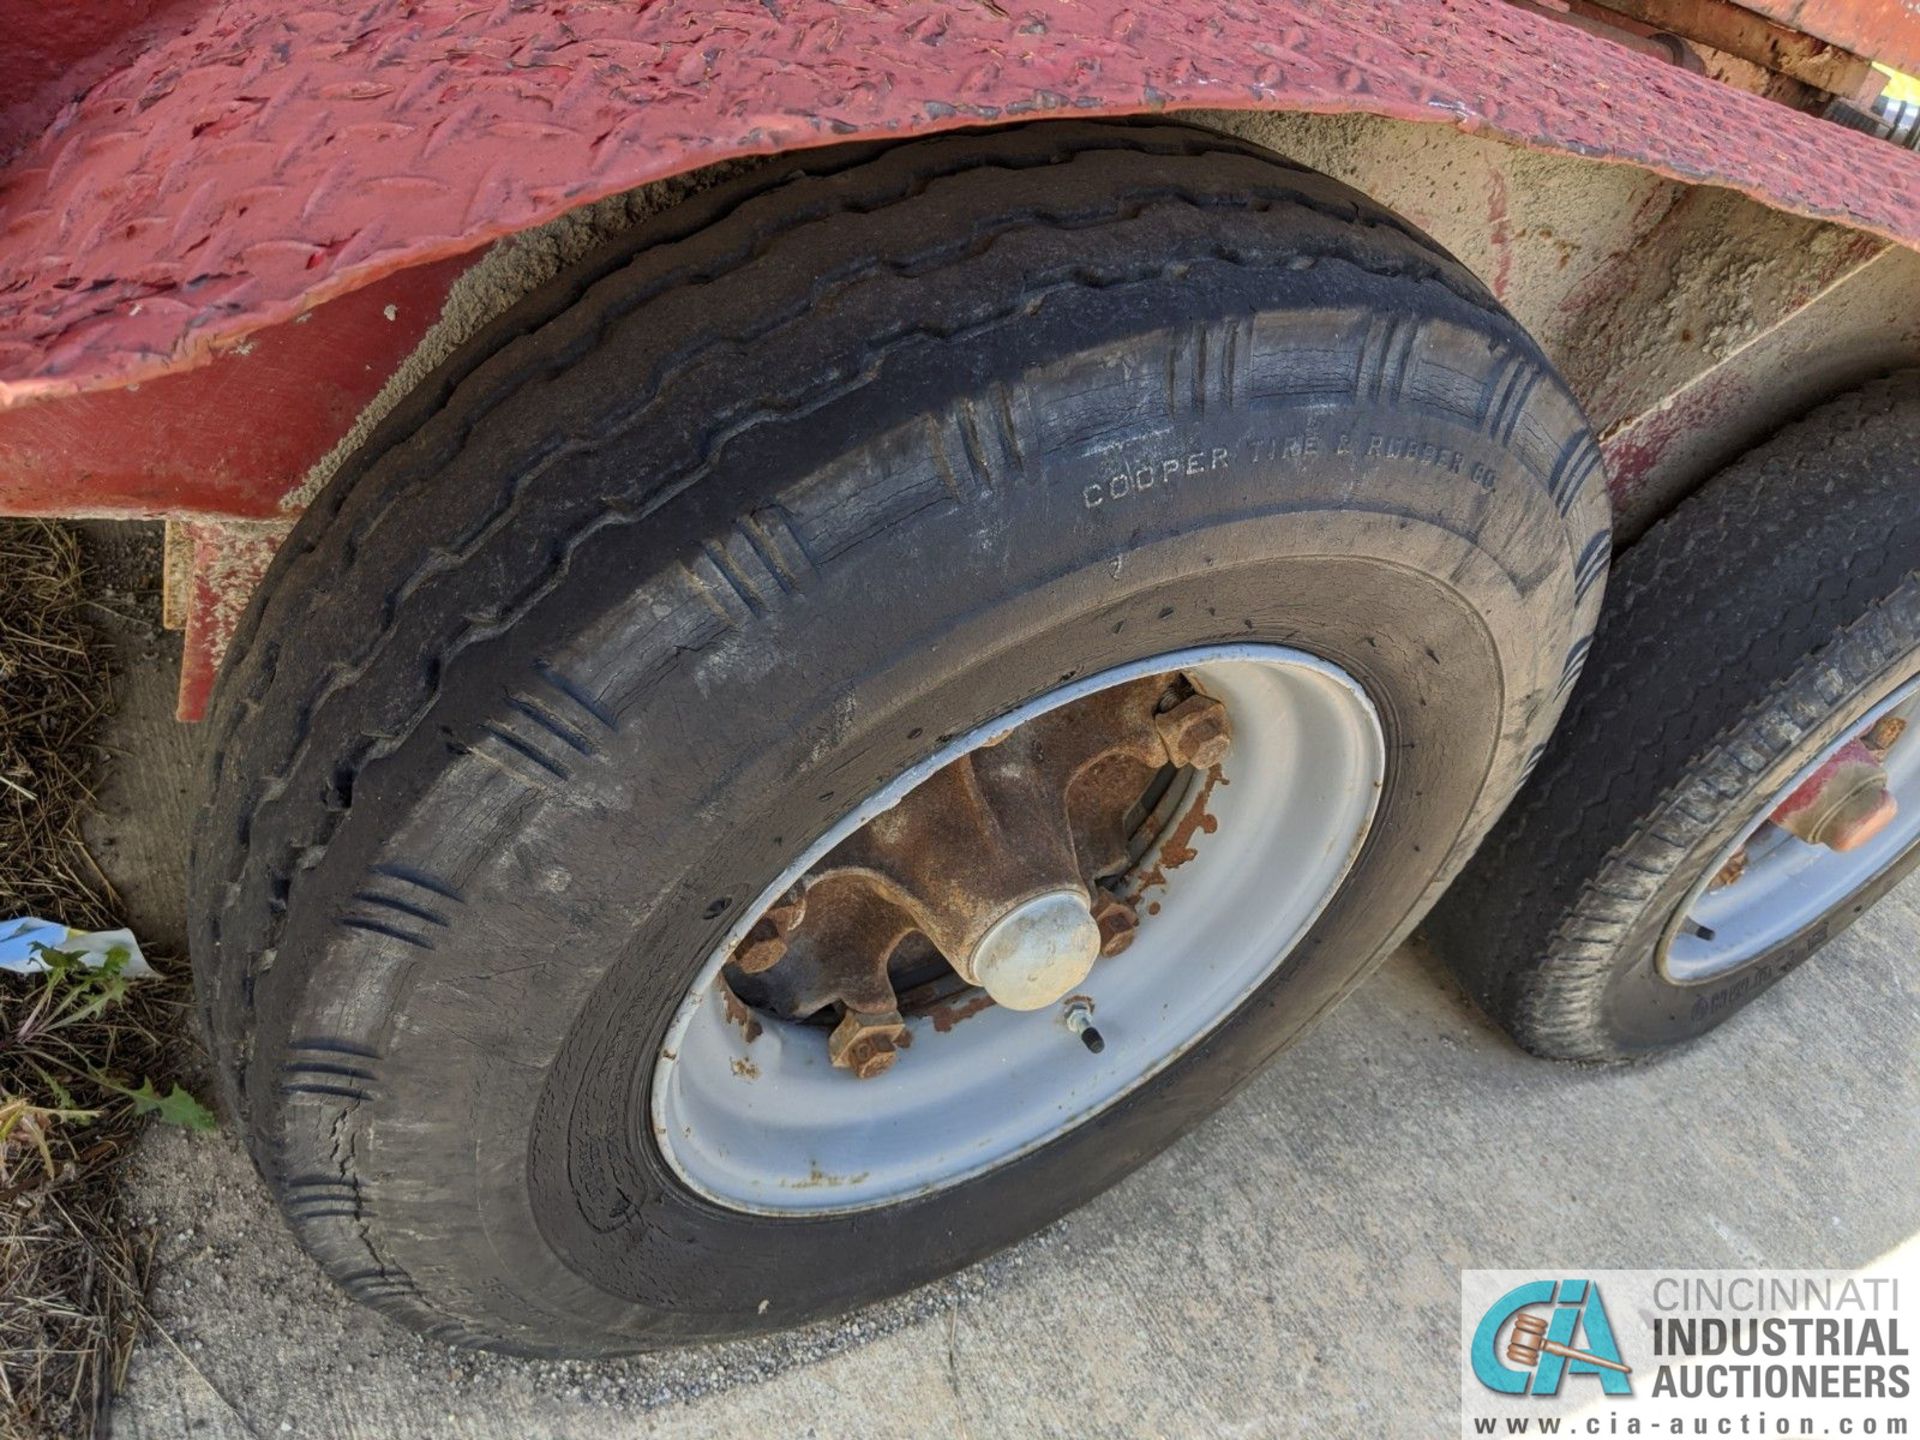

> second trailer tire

[
  {"left": 190, "top": 122, "right": 1607, "bottom": 1354},
  {"left": 1429, "top": 374, "right": 1920, "bottom": 1062}
]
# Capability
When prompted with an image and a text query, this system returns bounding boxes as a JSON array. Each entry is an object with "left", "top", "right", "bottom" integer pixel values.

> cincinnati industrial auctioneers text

[
  {"left": 1648, "top": 1276, "right": 1908, "bottom": 1403},
  {"left": 1460, "top": 1269, "right": 1915, "bottom": 1436}
]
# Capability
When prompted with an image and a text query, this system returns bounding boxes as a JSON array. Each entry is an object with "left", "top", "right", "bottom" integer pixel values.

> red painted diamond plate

[{"left": 3, "top": 0, "right": 1920, "bottom": 407}]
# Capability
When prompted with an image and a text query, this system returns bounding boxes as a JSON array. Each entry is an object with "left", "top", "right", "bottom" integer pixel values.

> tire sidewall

[
  {"left": 211, "top": 140, "right": 1605, "bottom": 1354},
  {"left": 1593, "top": 632, "right": 1920, "bottom": 1056},
  {"left": 265, "top": 331, "right": 1582, "bottom": 1348}
]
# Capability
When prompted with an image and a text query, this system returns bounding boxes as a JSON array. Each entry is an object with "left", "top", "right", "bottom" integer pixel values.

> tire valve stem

[{"left": 1063, "top": 998, "right": 1105, "bottom": 1055}]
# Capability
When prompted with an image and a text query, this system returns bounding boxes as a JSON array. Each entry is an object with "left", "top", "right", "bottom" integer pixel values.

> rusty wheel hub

[
  {"left": 650, "top": 646, "right": 1385, "bottom": 1215},
  {"left": 1666, "top": 674, "right": 1920, "bottom": 982},
  {"left": 727, "top": 675, "right": 1222, "bottom": 1040}
]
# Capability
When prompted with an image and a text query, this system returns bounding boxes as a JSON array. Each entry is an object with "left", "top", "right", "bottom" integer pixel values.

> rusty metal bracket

[{"left": 1589, "top": 0, "right": 1881, "bottom": 98}]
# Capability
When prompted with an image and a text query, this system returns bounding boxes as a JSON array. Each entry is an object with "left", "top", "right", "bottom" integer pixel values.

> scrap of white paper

[{"left": 0, "top": 916, "right": 153, "bottom": 976}]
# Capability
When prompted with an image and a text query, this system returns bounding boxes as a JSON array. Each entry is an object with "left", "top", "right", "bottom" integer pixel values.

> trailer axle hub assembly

[{"left": 726, "top": 673, "right": 1228, "bottom": 1065}]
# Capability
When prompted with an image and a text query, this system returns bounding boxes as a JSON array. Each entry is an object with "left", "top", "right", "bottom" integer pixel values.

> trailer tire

[
  {"left": 1427, "top": 374, "right": 1920, "bottom": 1062},
  {"left": 190, "top": 121, "right": 1607, "bottom": 1355}
]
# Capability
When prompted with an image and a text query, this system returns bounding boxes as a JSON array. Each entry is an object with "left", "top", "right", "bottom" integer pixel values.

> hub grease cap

[{"left": 968, "top": 888, "right": 1103, "bottom": 1010}]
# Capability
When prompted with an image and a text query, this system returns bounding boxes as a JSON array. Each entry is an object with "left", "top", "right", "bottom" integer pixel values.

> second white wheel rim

[{"left": 1662, "top": 674, "right": 1920, "bottom": 983}]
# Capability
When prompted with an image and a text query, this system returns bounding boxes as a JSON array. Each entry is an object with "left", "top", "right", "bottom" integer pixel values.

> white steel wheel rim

[
  {"left": 1661, "top": 674, "right": 1920, "bottom": 983},
  {"left": 649, "top": 645, "right": 1385, "bottom": 1216}
]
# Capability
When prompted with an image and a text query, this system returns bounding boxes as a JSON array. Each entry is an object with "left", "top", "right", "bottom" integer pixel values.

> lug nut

[
  {"left": 731, "top": 890, "right": 807, "bottom": 973},
  {"left": 1062, "top": 998, "right": 1105, "bottom": 1054},
  {"left": 1863, "top": 714, "right": 1908, "bottom": 760},
  {"left": 1708, "top": 847, "right": 1749, "bottom": 891},
  {"left": 1154, "top": 693, "right": 1232, "bottom": 769},
  {"left": 1090, "top": 894, "right": 1139, "bottom": 956},
  {"left": 828, "top": 1009, "right": 906, "bottom": 1079},
  {"left": 734, "top": 931, "right": 787, "bottom": 973}
]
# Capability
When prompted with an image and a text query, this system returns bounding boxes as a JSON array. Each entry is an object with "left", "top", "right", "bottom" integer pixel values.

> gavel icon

[{"left": 1506, "top": 1311, "right": 1632, "bottom": 1375}]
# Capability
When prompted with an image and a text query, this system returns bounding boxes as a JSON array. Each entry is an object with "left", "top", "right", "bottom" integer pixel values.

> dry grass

[
  {"left": 0, "top": 525, "right": 116, "bottom": 935},
  {"left": 0, "top": 521, "right": 193, "bottom": 1440}
]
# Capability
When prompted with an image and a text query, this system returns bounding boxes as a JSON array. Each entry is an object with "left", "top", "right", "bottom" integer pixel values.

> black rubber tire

[
  {"left": 1427, "top": 373, "right": 1920, "bottom": 1062},
  {"left": 190, "top": 120, "right": 1608, "bottom": 1355}
]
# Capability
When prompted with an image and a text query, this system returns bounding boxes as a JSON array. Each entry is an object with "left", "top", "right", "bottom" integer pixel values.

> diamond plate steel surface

[{"left": 3, "top": 0, "right": 1920, "bottom": 406}]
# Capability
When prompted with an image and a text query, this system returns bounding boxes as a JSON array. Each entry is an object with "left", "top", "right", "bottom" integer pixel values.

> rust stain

[
  {"left": 1864, "top": 714, "right": 1908, "bottom": 759},
  {"left": 1128, "top": 763, "right": 1226, "bottom": 902},
  {"left": 1158, "top": 772, "right": 1223, "bottom": 869},
  {"left": 730, "top": 1056, "right": 761, "bottom": 1080},
  {"left": 1608, "top": 0, "right": 1912, "bottom": 87},
  {"left": 785, "top": 1160, "right": 872, "bottom": 1190},
  {"left": 720, "top": 980, "right": 763, "bottom": 1043},
  {"left": 926, "top": 991, "right": 997, "bottom": 1032}
]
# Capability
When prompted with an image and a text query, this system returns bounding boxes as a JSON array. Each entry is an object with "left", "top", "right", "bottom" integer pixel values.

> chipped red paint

[
  {"left": 0, "top": 254, "right": 467, "bottom": 518},
  {"left": 1485, "top": 166, "right": 1516, "bottom": 303},
  {"left": 1600, "top": 371, "right": 1757, "bottom": 516},
  {"left": 5, "top": 0, "right": 1920, "bottom": 412},
  {"left": 176, "top": 518, "right": 289, "bottom": 720}
]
